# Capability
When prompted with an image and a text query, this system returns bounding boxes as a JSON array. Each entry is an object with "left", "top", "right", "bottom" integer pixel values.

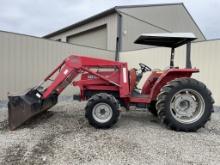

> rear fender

[
  {"left": 141, "top": 71, "right": 162, "bottom": 95},
  {"left": 149, "top": 68, "right": 199, "bottom": 101}
]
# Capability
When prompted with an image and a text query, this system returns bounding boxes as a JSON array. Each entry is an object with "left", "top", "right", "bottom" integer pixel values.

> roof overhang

[
  {"left": 134, "top": 33, "right": 197, "bottom": 48},
  {"left": 43, "top": 3, "right": 186, "bottom": 39},
  {"left": 43, "top": 7, "right": 117, "bottom": 38}
]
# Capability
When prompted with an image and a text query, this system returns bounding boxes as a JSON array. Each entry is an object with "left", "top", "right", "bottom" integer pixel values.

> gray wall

[
  {"left": 0, "top": 31, "right": 115, "bottom": 100},
  {"left": 120, "top": 40, "right": 220, "bottom": 105},
  {"left": 118, "top": 4, "right": 205, "bottom": 51}
]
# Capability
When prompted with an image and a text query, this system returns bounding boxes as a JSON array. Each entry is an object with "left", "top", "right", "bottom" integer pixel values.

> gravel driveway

[{"left": 0, "top": 101, "right": 220, "bottom": 165}]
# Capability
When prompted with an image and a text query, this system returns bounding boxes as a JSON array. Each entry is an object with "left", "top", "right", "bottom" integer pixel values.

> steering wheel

[{"left": 139, "top": 63, "right": 152, "bottom": 72}]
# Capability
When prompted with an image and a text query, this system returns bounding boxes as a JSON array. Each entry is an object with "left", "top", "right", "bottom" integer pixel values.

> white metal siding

[
  {"left": 120, "top": 40, "right": 220, "bottom": 106},
  {"left": 119, "top": 4, "right": 205, "bottom": 51},
  {"left": 0, "top": 31, "right": 115, "bottom": 100},
  {"left": 120, "top": 13, "right": 165, "bottom": 51}
]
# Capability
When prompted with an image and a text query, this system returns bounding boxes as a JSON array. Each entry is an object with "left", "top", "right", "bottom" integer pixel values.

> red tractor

[{"left": 8, "top": 33, "right": 214, "bottom": 131}]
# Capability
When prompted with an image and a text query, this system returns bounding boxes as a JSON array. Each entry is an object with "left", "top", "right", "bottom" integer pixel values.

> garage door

[{"left": 67, "top": 25, "right": 107, "bottom": 49}]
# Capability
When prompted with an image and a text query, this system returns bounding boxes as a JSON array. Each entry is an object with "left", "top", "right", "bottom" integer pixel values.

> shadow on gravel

[
  {"left": 120, "top": 111, "right": 160, "bottom": 124},
  {"left": 1, "top": 133, "right": 58, "bottom": 165},
  {"left": 20, "top": 111, "right": 54, "bottom": 130},
  {"left": 2, "top": 144, "right": 27, "bottom": 165},
  {"left": 0, "top": 120, "right": 8, "bottom": 131},
  {"left": 25, "top": 134, "right": 57, "bottom": 165}
]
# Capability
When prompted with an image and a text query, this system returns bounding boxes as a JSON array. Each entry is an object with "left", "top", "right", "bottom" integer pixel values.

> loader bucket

[{"left": 8, "top": 89, "right": 58, "bottom": 130}]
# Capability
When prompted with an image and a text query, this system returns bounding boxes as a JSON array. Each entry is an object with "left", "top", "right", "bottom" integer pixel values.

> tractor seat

[
  {"left": 129, "top": 68, "right": 142, "bottom": 96},
  {"left": 129, "top": 68, "right": 137, "bottom": 93}
]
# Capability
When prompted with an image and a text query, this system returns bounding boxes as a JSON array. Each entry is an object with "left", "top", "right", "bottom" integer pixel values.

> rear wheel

[
  {"left": 148, "top": 101, "right": 158, "bottom": 117},
  {"left": 156, "top": 78, "right": 214, "bottom": 132},
  {"left": 85, "top": 93, "right": 120, "bottom": 129}
]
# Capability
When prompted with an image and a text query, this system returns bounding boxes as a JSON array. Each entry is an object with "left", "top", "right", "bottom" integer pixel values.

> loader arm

[
  {"left": 8, "top": 55, "right": 128, "bottom": 130},
  {"left": 42, "top": 55, "right": 124, "bottom": 98}
]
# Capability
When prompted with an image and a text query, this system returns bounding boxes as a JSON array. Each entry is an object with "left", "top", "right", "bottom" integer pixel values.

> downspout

[{"left": 115, "top": 13, "right": 122, "bottom": 61}]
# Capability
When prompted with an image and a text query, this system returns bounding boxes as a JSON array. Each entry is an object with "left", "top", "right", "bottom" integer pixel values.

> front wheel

[
  {"left": 85, "top": 93, "right": 120, "bottom": 129},
  {"left": 156, "top": 78, "right": 214, "bottom": 132}
]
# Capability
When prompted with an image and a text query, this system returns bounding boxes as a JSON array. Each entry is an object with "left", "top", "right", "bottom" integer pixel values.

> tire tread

[
  {"left": 156, "top": 77, "right": 214, "bottom": 132},
  {"left": 85, "top": 93, "right": 120, "bottom": 129}
]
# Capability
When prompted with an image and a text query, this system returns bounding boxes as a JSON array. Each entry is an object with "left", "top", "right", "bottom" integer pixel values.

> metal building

[{"left": 44, "top": 3, "right": 205, "bottom": 60}]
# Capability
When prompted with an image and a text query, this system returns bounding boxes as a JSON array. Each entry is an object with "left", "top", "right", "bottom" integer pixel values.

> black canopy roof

[{"left": 134, "top": 33, "right": 197, "bottom": 48}]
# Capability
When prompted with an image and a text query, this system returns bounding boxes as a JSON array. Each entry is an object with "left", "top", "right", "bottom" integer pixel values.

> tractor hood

[{"left": 134, "top": 33, "right": 197, "bottom": 48}]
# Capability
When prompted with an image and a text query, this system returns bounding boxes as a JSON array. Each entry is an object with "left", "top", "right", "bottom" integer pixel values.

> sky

[{"left": 0, "top": 0, "right": 219, "bottom": 39}]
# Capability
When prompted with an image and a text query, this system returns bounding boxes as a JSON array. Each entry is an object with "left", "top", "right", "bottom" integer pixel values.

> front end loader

[{"left": 8, "top": 33, "right": 214, "bottom": 131}]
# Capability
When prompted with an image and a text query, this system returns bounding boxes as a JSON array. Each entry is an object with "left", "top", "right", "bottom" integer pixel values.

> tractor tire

[
  {"left": 156, "top": 78, "right": 214, "bottom": 132},
  {"left": 85, "top": 93, "right": 120, "bottom": 129},
  {"left": 148, "top": 101, "right": 158, "bottom": 117}
]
